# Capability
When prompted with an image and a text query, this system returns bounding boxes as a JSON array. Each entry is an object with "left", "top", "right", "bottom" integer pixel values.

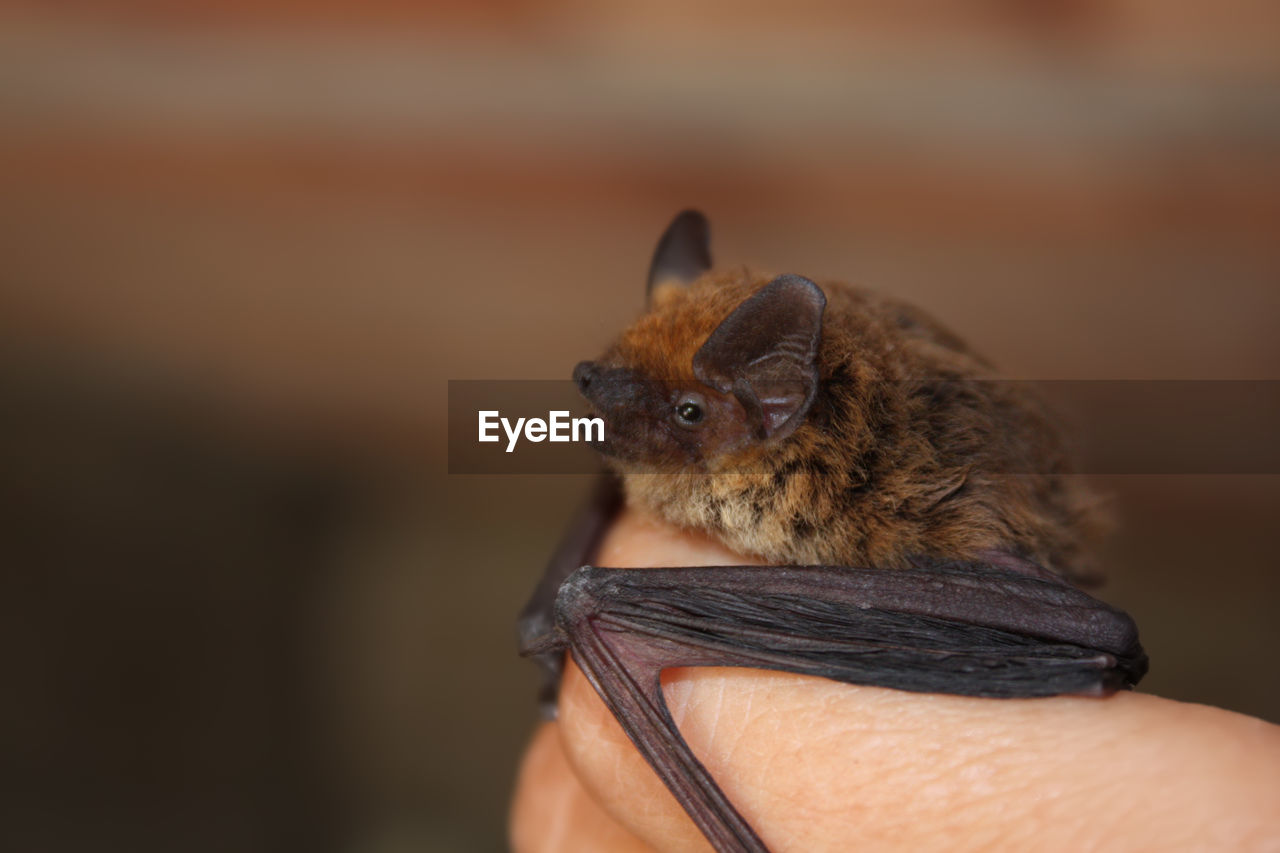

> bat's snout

[
  {"left": 572, "top": 361, "right": 641, "bottom": 412},
  {"left": 572, "top": 361, "right": 616, "bottom": 452},
  {"left": 571, "top": 361, "right": 654, "bottom": 458},
  {"left": 573, "top": 361, "right": 598, "bottom": 395}
]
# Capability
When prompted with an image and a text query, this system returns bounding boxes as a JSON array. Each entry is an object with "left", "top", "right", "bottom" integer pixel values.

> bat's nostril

[{"left": 573, "top": 361, "right": 596, "bottom": 392}]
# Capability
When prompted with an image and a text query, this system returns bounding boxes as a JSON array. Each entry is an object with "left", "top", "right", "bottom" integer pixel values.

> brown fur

[{"left": 594, "top": 268, "right": 1108, "bottom": 585}]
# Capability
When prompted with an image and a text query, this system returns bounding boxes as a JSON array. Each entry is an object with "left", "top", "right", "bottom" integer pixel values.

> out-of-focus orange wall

[{"left": 2, "top": 3, "right": 1277, "bottom": 851}]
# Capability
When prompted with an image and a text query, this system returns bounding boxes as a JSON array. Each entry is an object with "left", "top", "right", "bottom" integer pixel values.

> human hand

[{"left": 510, "top": 509, "right": 1280, "bottom": 852}]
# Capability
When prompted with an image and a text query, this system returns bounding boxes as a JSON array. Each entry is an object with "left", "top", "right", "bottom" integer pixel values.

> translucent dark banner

[{"left": 448, "top": 380, "right": 1280, "bottom": 475}]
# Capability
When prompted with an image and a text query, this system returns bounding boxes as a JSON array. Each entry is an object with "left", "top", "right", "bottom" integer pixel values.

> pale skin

[{"left": 510, "top": 509, "right": 1280, "bottom": 852}]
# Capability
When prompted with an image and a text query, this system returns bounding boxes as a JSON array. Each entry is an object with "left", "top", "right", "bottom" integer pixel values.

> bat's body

[{"left": 518, "top": 211, "right": 1146, "bottom": 852}]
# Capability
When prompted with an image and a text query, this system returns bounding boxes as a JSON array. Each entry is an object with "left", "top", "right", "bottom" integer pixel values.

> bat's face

[
  {"left": 572, "top": 211, "right": 826, "bottom": 480},
  {"left": 571, "top": 354, "right": 757, "bottom": 467}
]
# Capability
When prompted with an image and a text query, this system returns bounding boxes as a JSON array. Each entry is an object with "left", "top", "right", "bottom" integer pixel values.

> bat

[{"left": 518, "top": 210, "right": 1147, "bottom": 852}]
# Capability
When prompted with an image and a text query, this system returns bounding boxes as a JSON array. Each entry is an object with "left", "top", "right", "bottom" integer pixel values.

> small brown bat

[{"left": 519, "top": 210, "right": 1147, "bottom": 853}]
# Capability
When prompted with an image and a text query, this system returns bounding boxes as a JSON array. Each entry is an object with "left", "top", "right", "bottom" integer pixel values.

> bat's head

[{"left": 573, "top": 210, "right": 827, "bottom": 474}]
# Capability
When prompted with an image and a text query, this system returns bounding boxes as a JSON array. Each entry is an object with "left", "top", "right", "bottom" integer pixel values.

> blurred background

[{"left": 1, "top": 2, "right": 1278, "bottom": 851}]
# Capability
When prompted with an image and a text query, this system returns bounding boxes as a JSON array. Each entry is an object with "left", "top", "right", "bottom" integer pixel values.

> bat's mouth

[
  {"left": 574, "top": 403, "right": 648, "bottom": 462},
  {"left": 579, "top": 409, "right": 613, "bottom": 454},
  {"left": 580, "top": 414, "right": 629, "bottom": 459}
]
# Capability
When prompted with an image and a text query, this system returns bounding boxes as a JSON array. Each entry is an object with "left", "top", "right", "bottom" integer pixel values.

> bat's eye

[{"left": 674, "top": 394, "right": 706, "bottom": 427}]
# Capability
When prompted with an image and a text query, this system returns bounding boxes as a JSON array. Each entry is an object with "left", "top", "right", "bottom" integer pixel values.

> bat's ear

[
  {"left": 647, "top": 209, "right": 712, "bottom": 300},
  {"left": 693, "top": 274, "right": 826, "bottom": 441}
]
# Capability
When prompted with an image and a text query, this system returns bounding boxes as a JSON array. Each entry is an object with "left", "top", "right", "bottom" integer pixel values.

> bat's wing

[
  {"left": 517, "top": 472, "right": 624, "bottom": 715},
  {"left": 529, "top": 562, "right": 1146, "bottom": 853}
]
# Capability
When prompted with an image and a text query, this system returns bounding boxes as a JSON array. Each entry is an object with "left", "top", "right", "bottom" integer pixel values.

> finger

[
  {"left": 509, "top": 721, "right": 655, "bottom": 853},
  {"left": 553, "top": 508, "right": 1280, "bottom": 852}
]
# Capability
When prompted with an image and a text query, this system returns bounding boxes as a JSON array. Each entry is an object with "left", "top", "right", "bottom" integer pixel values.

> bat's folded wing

[{"left": 552, "top": 563, "right": 1146, "bottom": 853}]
